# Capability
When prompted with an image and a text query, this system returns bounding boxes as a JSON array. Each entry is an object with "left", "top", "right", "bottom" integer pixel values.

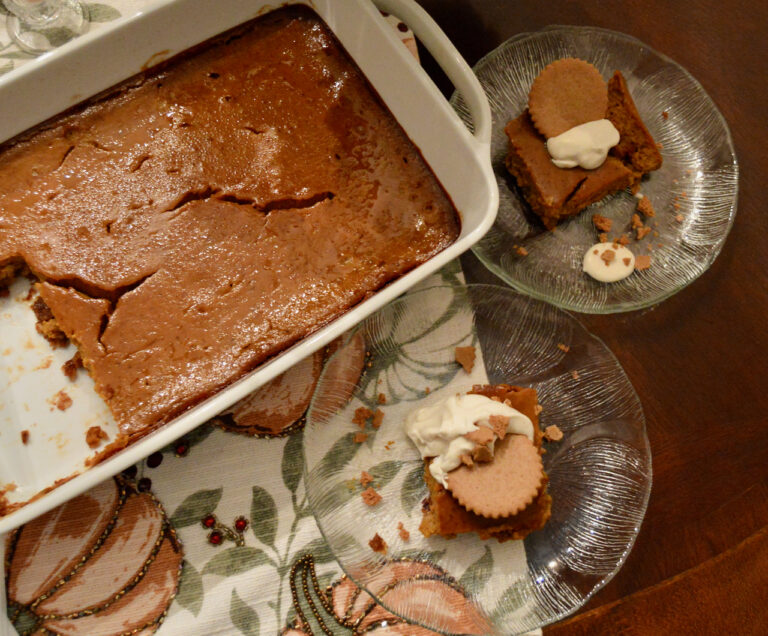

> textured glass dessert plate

[
  {"left": 303, "top": 284, "right": 652, "bottom": 634},
  {"left": 452, "top": 26, "right": 738, "bottom": 314}
]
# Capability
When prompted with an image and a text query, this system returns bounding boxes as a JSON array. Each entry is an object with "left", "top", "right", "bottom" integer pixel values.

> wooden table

[{"left": 416, "top": 0, "right": 768, "bottom": 633}]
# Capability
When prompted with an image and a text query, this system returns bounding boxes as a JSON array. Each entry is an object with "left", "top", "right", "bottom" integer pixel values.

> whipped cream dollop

[
  {"left": 546, "top": 119, "right": 620, "bottom": 169},
  {"left": 404, "top": 393, "right": 533, "bottom": 487},
  {"left": 583, "top": 242, "right": 635, "bottom": 282}
]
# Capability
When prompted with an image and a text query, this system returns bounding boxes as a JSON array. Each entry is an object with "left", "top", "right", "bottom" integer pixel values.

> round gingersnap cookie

[
  {"left": 444, "top": 434, "right": 544, "bottom": 519},
  {"left": 528, "top": 58, "right": 608, "bottom": 138}
]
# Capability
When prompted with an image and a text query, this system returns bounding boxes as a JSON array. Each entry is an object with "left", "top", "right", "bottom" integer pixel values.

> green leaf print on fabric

[
  {"left": 83, "top": 2, "right": 122, "bottom": 22},
  {"left": 313, "top": 459, "right": 403, "bottom": 514},
  {"left": 175, "top": 559, "right": 204, "bottom": 617},
  {"left": 170, "top": 488, "right": 223, "bottom": 528},
  {"left": 316, "top": 432, "right": 358, "bottom": 480},
  {"left": 458, "top": 546, "right": 493, "bottom": 591},
  {"left": 230, "top": 588, "right": 260, "bottom": 636},
  {"left": 298, "top": 537, "right": 336, "bottom": 565},
  {"left": 281, "top": 430, "right": 304, "bottom": 493},
  {"left": 250, "top": 485, "right": 278, "bottom": 548},
  {"left": 37, "top": 27, "right": 78, "bottom": 47},
  {"left": 369, "top": 459, "right": 403, "bottom": 484},
  {"left": 491, "top": 580, "right": 530, "bottom": 622},
  {"left": 401, "top": 464, "right": 426, "bottom": 513},
  {"left": 202, "top": 546, "right": 272, "bottom": 577}
]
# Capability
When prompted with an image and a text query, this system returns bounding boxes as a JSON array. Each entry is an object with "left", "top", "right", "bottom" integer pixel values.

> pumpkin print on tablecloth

[
  {"left": 285, "top": 555, "right": 491, "bottom": 635},
  {"left": 5, "top": 476, "right": 182, "bottom": 635},
  {"left": 212, "top": 332, "right": 367, "bottom": 437}
]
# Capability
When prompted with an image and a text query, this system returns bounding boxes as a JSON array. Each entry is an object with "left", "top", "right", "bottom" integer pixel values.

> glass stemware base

[{"left": 5, "top": 0, "right": 87, "bottom": 55}]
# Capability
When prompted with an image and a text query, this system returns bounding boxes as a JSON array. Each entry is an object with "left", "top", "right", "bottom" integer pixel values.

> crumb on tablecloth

[
  {"left": 353, "top": 406, "right": 373, "bottom": 428},
  {"left": 360, "top": 471, "right": 373, "bottom": 487},
  {"left": 21, "top": 430, "right": 29, "bottom": 444},
  {"left": 372, "top": 409, "right": 384, "bottom": 429},
  {"left": 361, "top": 487, "right": 382, "bottom": 506},
  {"left": 377, "top": 392, "right": 387, "bottom": 404},
  {"left": 557, "top": 343, "right": 570, "bottom": 353},
  {"left": 397, "top": 521, "right": 410, "bottom": 541},
  {"left": 454, "top": 346, "right": 476, "bottom": 374},
  {"left": 369, "top": 533, "right": 387, "bottom": 554},
  {"left": 354, "top": 432, "right": 368, "bottom": 444}
]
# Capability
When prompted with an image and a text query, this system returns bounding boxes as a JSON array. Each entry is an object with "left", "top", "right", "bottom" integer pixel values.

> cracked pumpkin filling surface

[{"left": 0, "top": 6, "right": 460, "bottom": 441}]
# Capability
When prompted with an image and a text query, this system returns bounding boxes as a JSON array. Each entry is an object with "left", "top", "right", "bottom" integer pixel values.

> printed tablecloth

[{"left": 0, "top": 3, "right": 541, "bottom": 634}]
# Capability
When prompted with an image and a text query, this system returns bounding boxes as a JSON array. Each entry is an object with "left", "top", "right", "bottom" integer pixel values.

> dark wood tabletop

[{"left": 416, "top": 0, "right": 768, "bottom": 633}]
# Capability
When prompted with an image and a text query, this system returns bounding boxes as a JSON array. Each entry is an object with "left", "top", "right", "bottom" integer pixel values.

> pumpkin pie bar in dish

[{"left": 0, "top": 7, "right": 460, "bottom": 455}]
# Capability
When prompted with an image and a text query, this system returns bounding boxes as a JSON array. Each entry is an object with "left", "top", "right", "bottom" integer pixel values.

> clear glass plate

[
  {"left": 303, "top": 284, "right": 651, "bottom": 634},
  {"left": 451, "top": 26, "right": 738, "bottom": 314}
]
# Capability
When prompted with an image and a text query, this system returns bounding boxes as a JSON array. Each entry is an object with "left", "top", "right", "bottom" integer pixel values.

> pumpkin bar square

[
  {"left": 505, "top": 111, "right": 635, "bottom": 229},
  {"left": 504, "top": 69, "right": 661, "bottom": 229},
  {"left": 418, "top": 384, "right": 552, "bottom": 542}
]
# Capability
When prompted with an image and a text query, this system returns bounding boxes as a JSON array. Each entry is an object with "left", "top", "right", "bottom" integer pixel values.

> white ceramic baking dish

[{"left": 0, "top": 0, "right": 496, "bottom": 534}]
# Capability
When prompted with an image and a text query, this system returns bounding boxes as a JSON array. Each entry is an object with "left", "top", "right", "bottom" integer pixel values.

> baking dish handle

[{"left": 373, "top": 0, "right": 491, "bottom": 147}]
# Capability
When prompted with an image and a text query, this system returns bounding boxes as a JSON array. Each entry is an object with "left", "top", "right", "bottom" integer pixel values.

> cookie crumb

[
  {"left": 372, "top": 409, "right": 384, "bottom": 429},
  {"left": 377, "top": 393, "right": 387, "bottom": 405},
  {"left": 353, "top": 406, "right": 373, "bottom": 428},
  {"left": 361, "top": 487, "right": 382, "bottom": 506},
  {"left": 557, "top": 343, "right": 570, "bottom": 353},
  {"left": 85, "top": 425, "right": 108, "bottom": 449},
  {"left": 637, "top": 196, "right": 656, "bottom": 218},
  {"left": 489, "top": 414, "right": 509, "bottom": 439},
  {"left": 675, "top": 214, "right": 684, "bottom": 223},
  {"left": 544, "top": 425, "right": 564, "bottom": 441},
  {"left": 454, "top": 346, "right": 476, "bottom": 374},
  {"left": 617, "top": 234, "right": 630, "bottom": 246},
  {"left": 397, "top": 521, "right": 410, "bottom": 541},
  {"left": 631, "top": 213, "right": 643, "bottom": 230},
  {"left": 515, "top": 246, "right": 529, "bottom": 256},
  {"left": 635, "top": 254, "right": 652, "bottom": 271},
  {"left": 21, "top": 430, "right": 30, "bottom": 444},
  {"left": 600, "top": 249, "right": 616, "bottom": 265},
  {"left": 424, "top": 387, "right": 430, "bottom": 394},
  {"left": 54, "top": 390, "right": 72, "bottom": 411},
  {"left": 384, "top": 440, "right": 395, "bottom": 450},
  {"left": 571, "top": 370, "right": 580, "bottom": 380},
  {"left": 636, "top": 225, "right": 652, "bottom": 240},
  {"left": 360, "top": 471, "right": 373, "bottom": 487},
  {"left": 592, "top": 214, "right": 612, "bottom": 232},
  {"left": 369, "top": 533, "right": 387, "bottom": 554},
  {"left": 598, "top": 232, "right": 608, "bottom": 243},
  {"left": 61, "top": 352, "right": 83, "bottom": 381},
  {"left": 354, "top": 432, "right": 368, "bottom": 443},
  {"left": 662, "top": 110, "right": 669, "bottom": 119}
]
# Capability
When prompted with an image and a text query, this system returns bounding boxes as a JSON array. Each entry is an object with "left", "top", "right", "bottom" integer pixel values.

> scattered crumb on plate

[{"left": 361, "top": 487, "right": 382, "bottom": 506}]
